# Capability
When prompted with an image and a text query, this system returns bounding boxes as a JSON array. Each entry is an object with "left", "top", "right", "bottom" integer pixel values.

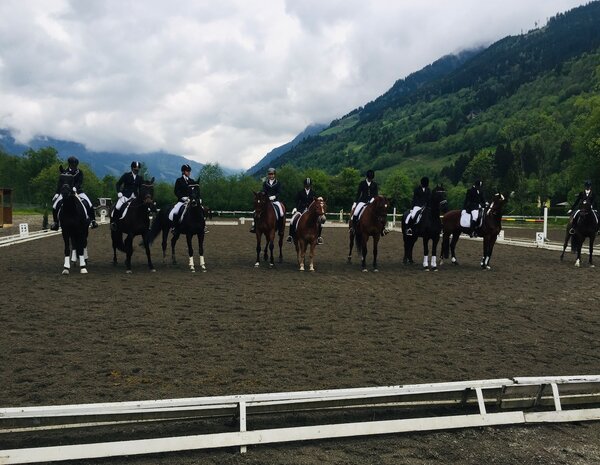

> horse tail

[{"left": 111, "top": 229, "right": 126, "bottom": 252}]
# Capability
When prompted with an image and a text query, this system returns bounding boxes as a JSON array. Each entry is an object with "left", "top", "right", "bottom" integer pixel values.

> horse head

[
  {"left": 140, "top": 177, "right": 156, "bottom": 211},
  {"left": 432, "top": 184, "right": 448, "bottom": 214},
  {"left": 372, "top": 195, "right": 389, "bottom": 226},
  {"left": 488, "top": 192, "right": 507, "bottom": 215},
  {"left": 253, "top": 191, "right": 270, "bottom": 216},
  {"left": 59, "top": 173, "right": 75, "bottom": 197},
  {"left": 188, "top": 183, "right": 201, "bottom": 206},
  {"left": 312, "top": 196, "right": 327, "bottom": 224}
]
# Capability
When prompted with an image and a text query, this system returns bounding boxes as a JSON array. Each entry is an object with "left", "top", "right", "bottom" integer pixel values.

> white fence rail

[{"left": 1, "top": 375, "right": 600, "bottom": 464}]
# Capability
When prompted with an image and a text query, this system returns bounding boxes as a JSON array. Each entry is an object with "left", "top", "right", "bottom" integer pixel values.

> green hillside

[{"left": 270, "top": 1, "right": 600, "bottom": 211}]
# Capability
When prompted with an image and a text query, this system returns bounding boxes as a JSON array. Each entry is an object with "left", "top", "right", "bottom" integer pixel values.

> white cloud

[{"left": 0, "top": 0, "right": 590, "bottom": 169}]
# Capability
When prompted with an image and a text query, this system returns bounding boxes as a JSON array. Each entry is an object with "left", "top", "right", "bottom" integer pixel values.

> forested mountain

[
  {"left": 246, "top": 123, "right": 327, "bottom": 176},
  {"left": 266, "top": 1, "right": 600, "bottom": 210},
  {"left": 0, "top": 129, "right": 212, "bottom": 180}
]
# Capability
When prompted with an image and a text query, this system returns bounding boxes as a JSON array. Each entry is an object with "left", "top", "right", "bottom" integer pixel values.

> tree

[
  {"left": 382, "top": 168, "right": 412, "bottom": 211},
  {"left": 329, "top": 167, "right": 361, "bottom": 212},
  {"left": 462, "top": 150, "right": 495, "bottom": 190}
]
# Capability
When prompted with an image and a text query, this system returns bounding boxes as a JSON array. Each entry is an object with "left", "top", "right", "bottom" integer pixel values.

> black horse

[
  {"left": 58, "top": 173, "right": 90, "bottom": 275},
  {"left": 560, "top": 199, "right": 598, "bottom": 267},
  {"left": 111, "top": 178, "right": 156, "bottom": 273},
  {"left": 148, "top": 183, "right": 206, "bottom": 272},
  {"left": 402, "top": 185, "right": 448, "bottom": 271}
]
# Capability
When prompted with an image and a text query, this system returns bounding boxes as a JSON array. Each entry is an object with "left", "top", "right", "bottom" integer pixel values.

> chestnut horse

[
  {"left": 560, "top": 199, "right": 598, "bottom": 267},
  {"left": 347, "top": 196, "right": 389, "bottom": 272},
  {"left": 441, "top": 192, "right": 507, "bottom": 269},
  {"left": 294, "top": 197, "right": 327, "bottom": 271},
  {"left": 253, "top": 191, "right": 286, "bottom": 268}
]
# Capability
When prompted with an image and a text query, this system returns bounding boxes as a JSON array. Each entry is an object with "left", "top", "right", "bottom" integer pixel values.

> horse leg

[
  {"left": 430, "top": 236, "right": 440, "bottom": 271},
  {"left": 308, "top": 240, "right": 316, "bottom": 272},
  {"left": 186, "top": 233, "right": 196, "bottom": 272},
  {"left": 372, "top": 236, "right": 380, "bottom": 272},
  {"left": 298, "top": 239, "right": 304, "bottom": 271},
  {"left": 450, "top": 233, "right": 460, "bottom": 265},
  {"left": 347, "top": 229, "right": 354, "bottom": 263},
  {"left": 589, "top": 236, "right": 595, "bottom": 267},
  {"left": 141, "top": 232, "right": 155, "bottom": 272},
  {"left": 268, "top": 231, "right": 275, "bottom": 267},
  {"left": 161, "top": 228, "right": 169, "bottom": 263},
  {"left": 422, "top": 237, "right": 430, "bottom": 270},
  {"left": 75, "top": 233, "right": 88, "bottom": 274},
  {"left": 170, "top": 231, "right": 180, "bottom": 265},
  {"left": 574, "top": 235, "right": 581, "bottom": 267},
  {"left": 560, "top": 230, "right": 570, "bottom": 261},
  {"left": 197, "top": 232, "right": 206, "bottom": 272},
  {"left": 255, "top": 233, "right": 261, "bottom": 268},
  {"left": 62, "top": 232, "right": 71, "bottom": 275},
  {"left": 278, "top": 220, "right": 284, "bottom": 263},
  {"left": 124, "top": 234, "right": 134, "bottom": 273}
]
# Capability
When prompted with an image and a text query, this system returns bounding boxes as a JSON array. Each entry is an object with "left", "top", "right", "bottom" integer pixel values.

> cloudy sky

[{"left": 0, "top": 0, "right": 589, "bottom": 170}]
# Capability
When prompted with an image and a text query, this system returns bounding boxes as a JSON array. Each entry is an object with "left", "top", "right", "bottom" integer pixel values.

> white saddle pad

[{"left": 460, "top": 210, "right": 471, "bottom": 228}]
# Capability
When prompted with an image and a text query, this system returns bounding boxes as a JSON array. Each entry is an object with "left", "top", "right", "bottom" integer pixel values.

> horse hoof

[
  {"left": 362, "top": 269, "right": 368, "bottom": 273},
  {"left": 126, "top": 270, "right": 132, "bottom": 274},
  {"left": 432, "top": 267, "right": 438, "bottom": 272},
  {"left": 424, "top": 267, "right": 430, "bottom": 272},
  {"left": 191, "top": 268, "right": 196, "bottom": 273},
  {"left": 590, "top": 264, "right": 595, "bottom": 268},
  {"left": 254, "top": 262, "right": 260, "bottom": 268},
  {"left": 269, "top": 263, "right": 274, "bottom": 268},
  {"left": 373, "top": 269, "right": 379, "bottom": 273},
  {"left": 150, "top": 268, "right": 156, "bottom": 273},
  {"left": 299, "top": 268, "right": 304, "bottom": 272},
  {"left": 486, "top": 266, "right": 491, "bottom": 270},
  {"left": 201, "top": 266, "right": 207, "bottom": 272},
  {"left": 309, "top": 266, "right": 315, "bottom": 272},
  {"left": 62, "top": 269, "right": 69, "bottom": 275},
  {"left": 80, "top": 268, "right": 88, "bottom": 274}
]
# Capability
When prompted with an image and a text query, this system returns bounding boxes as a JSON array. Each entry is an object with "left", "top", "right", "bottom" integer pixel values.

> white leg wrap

[
  {"left": 79, "top": 255, "right": 86, "bottom": 268},
  {"left": 188, "top": 256, "right": 195, "bottom": 270},
  {"left": 83, "top": 247, "right": 89, "bottom": 260},
  {"left": 71, "top": 250, "right": 77, "bottom": 262},
  {"left": 422, "top": 256, "right": 429, "bottom": 267},
  {"left": 63, "top": 256, "right": 71, "bottom": 269},
  {"left": 199, "top": 256, "right": 205, "bottom": 267},
  {"left": 431, "top": 256, "right": 437, "bottom": 268}
]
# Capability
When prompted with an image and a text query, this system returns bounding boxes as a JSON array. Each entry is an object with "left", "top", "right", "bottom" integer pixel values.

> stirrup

[
  {"left": 90, "top": 220, "right": 98, "bottom": 229},
  {"left": 286, "top": 235, "right": 292, "bottom": 243},
  {"left": 569, "top": 228, "right": 575, "bottom": 235},
  {"left": 249, "top": 226, "right": 256, "bottom": 233},
  {"left": 50, "top": 223, "right": 59, "bottom": 231},
  {"left": 317, "top": 237, "right": 324, "bottom": 245},
  {"left": 405, "top": 228, "right": 412, "bottom": 236}
]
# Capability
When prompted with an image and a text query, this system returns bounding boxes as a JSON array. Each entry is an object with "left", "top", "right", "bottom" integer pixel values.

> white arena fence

[{"left": 1, "top": 375, "right": 599, "bottom": 464}]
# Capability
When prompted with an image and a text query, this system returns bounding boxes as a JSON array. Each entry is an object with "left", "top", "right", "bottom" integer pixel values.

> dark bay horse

[
  {"left": 253, "top": 191, "right": 286, "bottom": 268},
  {"left": 148, "top": 183, "right": 206, "bottom": 272},
  {"left": 348, "top": 196, "right": 389, "bottom": 272},
  {"left": 402, "top": 185, "right": 448, "bottom": 271},
  {"left": 58, "top": 174, "right": 89, "bottom": 275},
  {"left": 560, "top": 199, "right": 598, "bottom": 267},
  {"left": 111, "top": 178, "right": 156, "bottom": 273},
  {"left": 294, "top": 197, "right": 327, "bottom": 271},
  {"left": 441, "top": 192, "right": 507, "bottom": 269}
]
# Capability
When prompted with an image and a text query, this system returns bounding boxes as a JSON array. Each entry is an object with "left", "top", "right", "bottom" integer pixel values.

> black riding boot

[
  {"left": 287, "top": 222, "right": 295, "bottom": 243},
  {"left": 50, "top": 208, "right": 59, "bottom": 231},
  {"left": 88, "top": 205, "right": 98, "bottom": 229}
]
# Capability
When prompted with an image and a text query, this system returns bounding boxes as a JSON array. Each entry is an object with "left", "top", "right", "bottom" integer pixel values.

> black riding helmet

[
  {"left": 131, "top": 161, "right": 141, "bottom": 172},
  {"left": 366, "top": 170, "right": 375, "bottom": 180},
  {"left": 420, "top": 176, "right": 429, "bottom": 188},
  {"left": 474, "top": 180, "right": 482, "bottom": 188},
  {"left": 181, "top": 164, "right": 192, "bottom": 173},
  {"left": 585, "top": 180, "right": 592, "bottom": 189},
  {"left": 67, "top": 156, "right": 79, "bottom": 168},
  {"left": 304, "top": 177, "right": 311, "bottom": 187}
]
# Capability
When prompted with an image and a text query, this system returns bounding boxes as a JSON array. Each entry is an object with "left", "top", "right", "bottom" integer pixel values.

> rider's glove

[
  {"left": 567, "top": 209, "right": 572, "bottom": 214},
  {"left": 269, "top": 195, "right": 276, "bottom": 201},
  {"left": 52, "top": 193, "right": 59, "bottom": 201},
  {"left": 117, "top": 192, "right": 123, "bottom": 198},
  {"left": 198, "top": 198, "right": 202, "bottom": 204},
  {"left": 72, "top": 187, "right": 77, "bottom": 192},
  {"left": 292, "top": 208, "right": 297, "bottom": 214},
  {"left": 182, "top": 197, "right": 189, "bottom": 202}
]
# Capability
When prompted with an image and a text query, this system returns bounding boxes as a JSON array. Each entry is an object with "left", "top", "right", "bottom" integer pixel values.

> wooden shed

[{"left": 0, "top": 188, "right": 13, "bottom": 227}]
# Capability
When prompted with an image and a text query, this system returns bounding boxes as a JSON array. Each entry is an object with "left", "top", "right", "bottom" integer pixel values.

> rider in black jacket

[
  {"left": 464, "top": 180, "right": 486, "bottom": 236},
  {"left": 287, "top": 177, "right": 323, "bottom": 244},
  {"left": 404, "top": 177, "right": 431, "bottom": 236},
  {"left": 111, "top": 161, "right": 144, "bottom": 230},
  {"left": 568, "top": 180, "right": 597, "bottom": 233}
]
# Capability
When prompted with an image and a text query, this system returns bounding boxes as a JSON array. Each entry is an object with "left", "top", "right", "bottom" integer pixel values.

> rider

[
  {"left": 111, "top": 161, "right": 143, "bottom": 230},
  {"left": 404, "top": 176, "right": 431, "bottom": 236},
  {"left": 349, "top": 169, "right": 379, "bottom": 233},
  {"left": 568, "top": 180, "right": 597, "bottom": 234},
  {"left": 169, "top": 164, "right": 200, "bottom": 230},
  {"left": 250, "top": 167, "right": 282, "bottom": 233},
  {"left": 464, "top": 180, "right": 486, "bottom": 237},
  {"left": 50, "top": 156, "right": 97, "bottom": 230},
  {"left": 287, "top": 177, "right": 324, "bottom": 245}
]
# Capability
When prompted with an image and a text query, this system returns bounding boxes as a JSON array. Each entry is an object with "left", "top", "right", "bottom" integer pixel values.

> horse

[
  {"left": 111, "top": 178, "right": 156, "bottom": 273},
  {"left": 148, "top": 183, "right": 206, "bottom": 272},
  {"left": 347, "top": 196, "right": 389, "bottom": 272},
  {"left": 402, "top": 185, "right": 448, "bottom": 271},
  {"left": 57, "top": 174, "right": 90, "bottom": 275},
  {"left": 253, "top": 191, "right": 286, "bottom": 268},
  {"left": 560, "top": 199, "right": 598, "bottom": 267},
  {"left": 441, "top": 192, "right": 507, "bottom": 269},
  {"left": 293, "top": 197, "right": 327, "bottom": 271}
]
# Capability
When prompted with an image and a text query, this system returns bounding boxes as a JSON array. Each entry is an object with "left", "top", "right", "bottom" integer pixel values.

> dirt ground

[{"left": 1, "top": 218, "right": 600, "bottom": 465}]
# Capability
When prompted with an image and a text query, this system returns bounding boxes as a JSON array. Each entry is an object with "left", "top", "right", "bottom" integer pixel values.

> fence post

[
  {"left": 19, "top": 223, "right": 29, "bottom": 238},
  {"left": 543, "top": 206, "right": 548, "bottom": 241},
  {"left": 239, "top": 401, "right": 247, "bottom": 454},
  {"left": 393, "top": 207, "right": 397, "bottom": 228},
  {"left": 339, "top": 209, "right": 343, "bottom": 222}
]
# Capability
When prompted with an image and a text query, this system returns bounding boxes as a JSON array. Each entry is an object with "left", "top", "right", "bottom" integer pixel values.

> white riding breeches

[
  {"left": 115, "top": 194, "right": 134, "bottom": 211},
  {"left": 405, "top": 206, "right": 423, "bottom": 224},
  {"left": 53, "top": 192, "right": 92, "bottom": 210},
  {"left": 471, "top": 209, "right": 479, "bottom": 222},
  {"left": 169, "top": 201, "right": 185, "bottom": 222}
]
